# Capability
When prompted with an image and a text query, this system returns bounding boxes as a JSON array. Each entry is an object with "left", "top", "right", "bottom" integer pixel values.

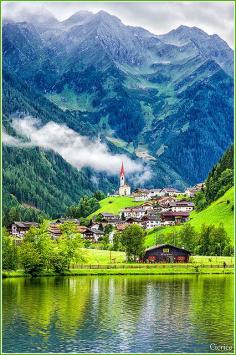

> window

[{"left": 163, "top": 248, "right": 169, "bottom": 253}]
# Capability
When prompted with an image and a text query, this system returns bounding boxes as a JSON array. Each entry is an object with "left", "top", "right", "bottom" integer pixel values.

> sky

[{"left": 2, "top": 1, "right": 234, "bottom": 48}]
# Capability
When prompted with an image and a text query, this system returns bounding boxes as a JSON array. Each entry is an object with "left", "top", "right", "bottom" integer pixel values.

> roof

[
  {"left": 161, "top": 211, "right": 189, "bottom": 217},
  {"left": 116, "top": 223, "right": 128, "bottom": 231},
  {"left": 55, "top": 218, "right": 80, "bottom": 224},
  {"left": 145, "top": 244, "right": 191, "bottom": 254},
  {"left": 169, "top": 201, "right": 194, "bottom": 207},
  {"left": 122, "top": 207, "right": 146, "bottom": 212},
  {"left": 162, "top": 188, "right": 181, "bottom": 193},
  {"left": 142, "top": 216, "right": 159, "bottom": 221},
  {"left": 89, "top": 228, "right": 104, "bottom": 235},
  {"left": 13, "top": 221, "right": 39, "bottom": 228},
  {"left": 101, "top": 213, "right": 115, "bottom": 217}
]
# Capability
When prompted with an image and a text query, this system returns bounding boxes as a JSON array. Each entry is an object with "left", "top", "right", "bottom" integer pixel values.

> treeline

[
  {"left": 194, "top": 145, "right": 234, "bottom": 211},
  {"left": 152, "top": 223, "right": 233, "bottom": 256},
  {"left": 3, "top": 223, "right": 146, "bottom": 274},
  {"left": 3, "top": 141, "right": 115, "bottom": 226},
  {"left": 3, "top": 222, "right": 85, "bottom": 275},
  {"left": 66, "top": 192, "right": 105, "bottom": 219}
]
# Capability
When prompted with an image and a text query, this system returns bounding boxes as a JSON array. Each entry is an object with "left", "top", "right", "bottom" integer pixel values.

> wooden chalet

[
  {"left": 81, "top": 228, "right": 104, "bottom": 242},
  {"left": 161, "top": 211, "right": 189, "bottom": 224},
  {"left": 143, "top": 244, "right": 191, "bottom": 263},
  {"left": 10, "top": 221, "right": 39, "bottom": 238}
]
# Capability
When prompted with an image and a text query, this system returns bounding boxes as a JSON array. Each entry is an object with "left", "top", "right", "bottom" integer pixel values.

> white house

[
  {"left": 161, "top": 188, "right": 183, "bottom": 196},
  {"left": 168, "top": 201, "right": 195, "bottom": 212},
  {"left": 120, "top": 207, "right": 147, "bottom": 219},
  {"left": 147, "top": 189, "right": 164, "bottom": 198}
]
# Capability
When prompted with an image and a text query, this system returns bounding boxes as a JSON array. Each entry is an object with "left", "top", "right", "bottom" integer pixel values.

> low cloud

[{"left": 4, "top": 116, "right": 151, "bottom": 182}]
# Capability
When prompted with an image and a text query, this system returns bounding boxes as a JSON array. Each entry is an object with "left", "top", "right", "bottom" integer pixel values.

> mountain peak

[
  {"left": 62, "top": 10, "right": 93, "bottom": 26},
  {"left": 94, "top": 10, "right": 122, "bottom": 24}
]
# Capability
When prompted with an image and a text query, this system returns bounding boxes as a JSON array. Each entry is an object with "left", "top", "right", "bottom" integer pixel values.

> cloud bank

[{"left": 3, "top": 117, "right": 151, "bottom": 182}]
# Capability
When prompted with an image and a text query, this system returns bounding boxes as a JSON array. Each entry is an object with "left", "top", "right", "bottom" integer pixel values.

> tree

[
  {"left": 112, "top": 232, "right": 124, "bottom": 251},
  {"left": 210, "top": 223, "right": 231, "bottom": 256},
  {"left": 2, "top": 228, "right": 18, "bottom": 270},
  {"left": 54, "top": 222, "right": 85, "bottom": 270},
  {"left": 66, "top": 196, "right": 100, "bottom": 218},
  {"left": 20, "top": 241, "right": 45, "bottom": 276},
  {"left": 178, "top": 224, "right": 197, "bottom": 251},
  {"left": 93, "top": 191, "right": 106, "bottom": 201},
  {"left": 20, "top": 222, "right": 53, "bottom": 275},
  {"left": 120, "top": 225, "right": 146, "bottom": 261}
]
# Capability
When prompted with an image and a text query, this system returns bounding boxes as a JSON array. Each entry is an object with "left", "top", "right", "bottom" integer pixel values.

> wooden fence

[{"left": 71, "top": 263, "right": 234, "bottom": 269}]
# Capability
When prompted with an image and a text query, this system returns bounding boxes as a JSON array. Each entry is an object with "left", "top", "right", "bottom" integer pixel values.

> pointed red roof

[{"left": 120, "top": 162, "right": 125, "bottom": 176}]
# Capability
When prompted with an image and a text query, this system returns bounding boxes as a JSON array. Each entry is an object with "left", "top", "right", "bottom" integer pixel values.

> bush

[{"left": 2, "top": 230, "right": 19, "bottom": 270}]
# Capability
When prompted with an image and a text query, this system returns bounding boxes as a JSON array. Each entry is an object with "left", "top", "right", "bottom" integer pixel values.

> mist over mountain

[{"left": 2, "top": 8, "right": 234, "bottom": 216}]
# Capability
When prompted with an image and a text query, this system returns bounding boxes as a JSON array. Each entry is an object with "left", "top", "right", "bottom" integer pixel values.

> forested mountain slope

[{"left": 2, "top": 8, "right": 234, "bottom": 221}]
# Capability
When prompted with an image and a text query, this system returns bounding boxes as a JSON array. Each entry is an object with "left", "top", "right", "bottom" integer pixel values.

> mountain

[
  {"left": 2, "top": 9, "right": 234, "bottom": 218},
  {"left": 158, "top": 25, "right": 233, "bottom": 76}
]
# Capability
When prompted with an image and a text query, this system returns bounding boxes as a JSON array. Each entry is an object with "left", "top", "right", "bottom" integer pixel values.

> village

[{"left": 9, "top": 163, "right": 204, "bottom": 248}]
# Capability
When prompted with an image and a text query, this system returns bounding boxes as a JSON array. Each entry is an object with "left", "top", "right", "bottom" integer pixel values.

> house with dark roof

[
  {"left": 161, "top": 211, "right": 189, "bottom": 224},
  {"left": 10, "top": 221, "right": 39, "bottom": 238},
  {"left": 143, "top": 244, "right": 191, "bottom": 263}
]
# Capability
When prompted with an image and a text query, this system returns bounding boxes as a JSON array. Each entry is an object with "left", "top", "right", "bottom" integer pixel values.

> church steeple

[
  {"left": 120, "top": 162, "right": 125, "bottom": 187},
  {"left": 118, "top": 161, "right": 131, "bottom": 196}
]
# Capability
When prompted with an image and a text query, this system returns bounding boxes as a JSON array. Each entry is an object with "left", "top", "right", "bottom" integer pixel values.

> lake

[{"left": 2, "top": 275, "right": 234, "bottom": 353}]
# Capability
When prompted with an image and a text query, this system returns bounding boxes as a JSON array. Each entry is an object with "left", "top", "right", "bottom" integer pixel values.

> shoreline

[{"left": 2, "top": 266, "right": 234, "bottom": 278}]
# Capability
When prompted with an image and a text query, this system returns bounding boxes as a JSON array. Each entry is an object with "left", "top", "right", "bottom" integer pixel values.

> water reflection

[{"left": 3, "top": 275, "right": 234, "bottom": 353}]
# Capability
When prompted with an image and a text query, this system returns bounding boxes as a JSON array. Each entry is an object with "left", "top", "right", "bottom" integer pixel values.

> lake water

[{"left": 3, "top": 275, "right": 234, "bottom": 353}]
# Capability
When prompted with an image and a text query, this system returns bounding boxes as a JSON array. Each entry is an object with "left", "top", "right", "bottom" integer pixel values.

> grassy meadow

[
  {"left": 146, "top": 187, "right": 234, "bottom": 247},
  {"left": 88, "top": 196, "right": 143, "bottom": 218}
]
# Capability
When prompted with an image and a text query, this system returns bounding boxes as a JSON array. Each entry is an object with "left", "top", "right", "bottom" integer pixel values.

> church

[{"left": 119, "top": 162, "right": 131, "bottom": 196}]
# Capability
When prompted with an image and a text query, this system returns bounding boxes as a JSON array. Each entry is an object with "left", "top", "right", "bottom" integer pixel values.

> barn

[{"left": 143, "top": 244, "right": 191, "bottom": 263}]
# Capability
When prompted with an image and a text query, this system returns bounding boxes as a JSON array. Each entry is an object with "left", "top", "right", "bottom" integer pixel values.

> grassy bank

[
  {"left": 88, "top": 196, "right": 143, "bottom": 218},
  {"left": 3, "top": 264, "right": 234, "bottom": 278}
]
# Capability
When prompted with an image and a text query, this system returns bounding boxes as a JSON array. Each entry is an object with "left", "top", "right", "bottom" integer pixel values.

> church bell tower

[
  {"left": 119, "top": 162, "right": 131, "bottom": 196},
  {"left": 120, "top": 162, "right": 125, "bottom": 187}
]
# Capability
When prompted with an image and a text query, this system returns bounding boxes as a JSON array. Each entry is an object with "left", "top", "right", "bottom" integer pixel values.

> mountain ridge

[{"left": 2, "top": 8, "right": 234, "bottom": 218}]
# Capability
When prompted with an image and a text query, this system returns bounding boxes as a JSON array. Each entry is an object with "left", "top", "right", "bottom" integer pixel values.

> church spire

[
  {"left": 120, "top": 162, "right": 125, "bottom": 187},
  {"left": 120, "top": 161, "right": 125, "bottom": 177}
]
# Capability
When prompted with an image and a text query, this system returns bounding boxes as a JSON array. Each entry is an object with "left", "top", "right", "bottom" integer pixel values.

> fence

[{"left": 72, "top": 263, "right": 234, "bottom": 269}]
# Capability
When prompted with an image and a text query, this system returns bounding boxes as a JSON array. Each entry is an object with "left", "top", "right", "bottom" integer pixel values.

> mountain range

[{"left": 2, "top": 8, "right": 234, "bottom": 219}]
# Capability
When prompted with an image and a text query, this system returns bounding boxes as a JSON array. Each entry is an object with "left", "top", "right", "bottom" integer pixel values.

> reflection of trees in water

[
  {"left": 3, "top": 277, "right": 91, "bottom": 340},
  {"left": 3, "top": 275, "right": 234, "bottom": 352},
  {"left": 189, "top": 275, "right": 234, "bottom": 347}
]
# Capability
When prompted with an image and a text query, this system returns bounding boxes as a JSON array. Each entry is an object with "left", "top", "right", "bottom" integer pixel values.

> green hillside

[
  {"left": 88, "top": 196, "right": 143, "bottom": 218},
  {"left": 146, "top": 187, "right": 234, "bottom": 247}
]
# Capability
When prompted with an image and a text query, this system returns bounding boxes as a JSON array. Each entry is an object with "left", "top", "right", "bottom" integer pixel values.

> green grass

[
  {"left": 3, "top": 266, "right": 233, "bottom": 278},
  {"left": 88, "top": 196, "right": 143, "bottom": 218},
  {"left": 82, "top": 249, "right": 126, "bottom": 264},
  {"left": 46, "top": 86, "right": 95, "bottom": 112},
  {"left": 189, "top": 187, "right": 234, "bottom": 239},
  {"left": 146, "top": 188, "right": 234, "bottom": 247},
  {"left": 189, "top": 255, "right": 234, "bottom": 265}
]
